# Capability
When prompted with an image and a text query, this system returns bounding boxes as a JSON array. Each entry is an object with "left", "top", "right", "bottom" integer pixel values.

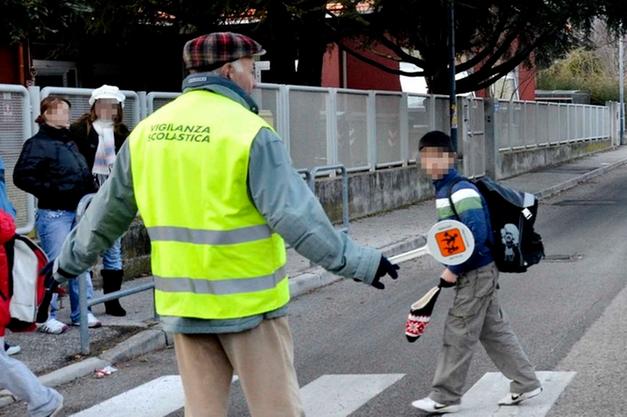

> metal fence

[
  {"left": 0, "top": 85, "right": 34, "bottom": 234},
  {"left": 494, "top": 100, "right": 610, "bottom": 151},
  {"left": 146, "top": 86, "right": 471, "bottom": 172},
  {"left": 0, "top": 82, "right": 616, "bottom": 233},
  {"left": 40, "top": 87, "right": 142, "bottom": 130}
]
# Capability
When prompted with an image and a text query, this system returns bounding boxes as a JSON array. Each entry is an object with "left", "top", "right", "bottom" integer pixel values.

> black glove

[
  {"left": 37, "top": 260, "right": 76, "bottom": 323},
  {"left": 371, "top": 256, "right": 400, "bottom": 289},
  {"left": 41, "top": 261, "right": 58, "bottom": 293},
  {"left": 438, "top": 277, "right": 456, "bottom": 288}
]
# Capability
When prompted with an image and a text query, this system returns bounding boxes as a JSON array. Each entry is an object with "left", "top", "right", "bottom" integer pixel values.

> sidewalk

[{"left": 3, "top": 145, "right": 627, "bottom": 406}]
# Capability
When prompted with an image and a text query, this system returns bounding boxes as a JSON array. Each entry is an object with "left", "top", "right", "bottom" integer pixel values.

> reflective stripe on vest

[
  {"left": 154, "top": 266, "right": 287, "bottom": 295},
  {"left": 129, "top": 90, "right": 289, "bottom": 320},
  {"left": 147, "top": 224, "right": 273, "bottom": 245}
]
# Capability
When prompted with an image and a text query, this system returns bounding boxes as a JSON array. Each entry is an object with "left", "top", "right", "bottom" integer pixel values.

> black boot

[{"left": 101, "top": 269, "right": 126, "bottom": 316}]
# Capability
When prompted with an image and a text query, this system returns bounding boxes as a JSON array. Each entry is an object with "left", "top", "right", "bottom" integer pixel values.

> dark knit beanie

[{"left": 418, "top": 131, "right": 455, "bottom": 152}]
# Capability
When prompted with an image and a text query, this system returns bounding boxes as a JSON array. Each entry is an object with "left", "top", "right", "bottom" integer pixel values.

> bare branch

[{"left": 340, "top": 42, "right": 427, "bottom": 76}]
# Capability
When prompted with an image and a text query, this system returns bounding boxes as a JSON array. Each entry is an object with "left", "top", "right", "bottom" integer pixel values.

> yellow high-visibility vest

[{"left": 129, "top": 90, "right": 289, "bottom": 319}]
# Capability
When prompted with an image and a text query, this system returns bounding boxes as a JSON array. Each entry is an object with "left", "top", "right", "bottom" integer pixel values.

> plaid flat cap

[{"left": 183, "top": 32, "right": 266, "bottom": 70}]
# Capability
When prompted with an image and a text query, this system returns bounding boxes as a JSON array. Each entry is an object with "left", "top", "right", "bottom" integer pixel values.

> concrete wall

[
  {"left": 497, "top": 139, "right": 612, "bottom": 179},
  {"left": 317, "top": 138, "right": 613, "bottom": 223},
  {"left": 315, "top": 165, "right": 433, "bottom": 223}
]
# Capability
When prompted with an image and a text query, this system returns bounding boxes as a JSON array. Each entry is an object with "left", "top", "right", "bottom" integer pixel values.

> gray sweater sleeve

[
  {"left": 248, "top": 128, "right": 381, "bottom": 284},
  {"left": 58, "top": 141, "right": 138, "bottom": 276}
]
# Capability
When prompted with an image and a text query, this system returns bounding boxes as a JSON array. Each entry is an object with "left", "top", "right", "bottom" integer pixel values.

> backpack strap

[
  {"left": 446, "top": 177, "right": 467, "bottom": 220},
  {"left": 4, "top": 236, "right": 15, "bottom": 298}
]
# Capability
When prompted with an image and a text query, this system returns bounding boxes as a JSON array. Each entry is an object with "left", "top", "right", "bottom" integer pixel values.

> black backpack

[{"left": 448, "top": 176, "right": 544, "bottom": 273}]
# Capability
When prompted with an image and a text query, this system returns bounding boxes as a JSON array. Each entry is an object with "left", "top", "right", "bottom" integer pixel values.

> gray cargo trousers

[{"left": 429, "top": 262, "right": 541, "bottom": 405}]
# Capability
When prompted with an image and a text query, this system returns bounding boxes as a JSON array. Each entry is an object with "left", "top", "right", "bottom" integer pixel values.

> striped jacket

[{"left": 433, "top": 169, "right": 494, "bottom": 275}]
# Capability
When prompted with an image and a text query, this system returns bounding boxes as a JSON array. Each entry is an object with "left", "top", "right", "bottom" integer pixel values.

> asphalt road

[{"left": 4, "top": 166, "right": 627, "bottom": 417}]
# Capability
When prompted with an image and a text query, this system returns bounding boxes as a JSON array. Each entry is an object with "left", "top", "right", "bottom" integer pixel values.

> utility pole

[
  {"left": 448, "top": 0, "right": 457, "bottom": 151},
  {"left": 620, "top": 32, "right": 624, "bottom": 145}
]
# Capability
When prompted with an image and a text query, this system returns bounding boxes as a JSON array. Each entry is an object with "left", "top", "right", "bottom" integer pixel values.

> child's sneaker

[
  {"left": 38, "top": 318, "right": 69, "bottom": 334},
  {"left": 411, "top": 397, "right": 460, "bottom": 414},
  {"left": 72, "top": 312, "right": 102, "bottom": 328},
  {"left": 4, "top": 342, "right": 21, "bottom": 355},
  {"left": 498, "top": 387, "right": 543, "bottom": 405}
]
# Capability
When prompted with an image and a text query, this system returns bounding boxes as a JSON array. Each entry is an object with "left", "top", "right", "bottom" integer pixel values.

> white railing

[
  {"left": 40, "top": 87, "right": 142, "bottom": 129},
  {"left": 0, "top": 82, "right": 615, "bottom": 233},
  {"left": 495, "top": 100, "right": 610, "bottom": 151},
  {"left": 0, "top": 84, "right": 35, "bottom": 234}
]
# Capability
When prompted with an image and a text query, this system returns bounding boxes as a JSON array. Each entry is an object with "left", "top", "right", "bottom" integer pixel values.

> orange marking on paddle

[{"left": 435, "top": 228, "right": 466, "bottom": 257}]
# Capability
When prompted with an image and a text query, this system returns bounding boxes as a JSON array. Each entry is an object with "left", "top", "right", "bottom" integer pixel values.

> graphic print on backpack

[{"left": 501, "top": 223, "right": 520, "bottom": 262}]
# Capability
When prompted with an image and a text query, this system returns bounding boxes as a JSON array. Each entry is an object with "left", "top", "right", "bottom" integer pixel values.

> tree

[
  {"left": 6, "top": 0, "right": 627, "bottom": 92},
  {"left": 331, "top": 0, "right": 627, "bottom": 94},
  {"left": 3, "top": 0, "right": 335, "bottom": 86},
  {"left": 0, "top": 0, "right": 89, "bottom": 45}
]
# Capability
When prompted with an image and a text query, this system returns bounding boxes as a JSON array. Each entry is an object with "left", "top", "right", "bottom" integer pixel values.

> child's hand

[{"left": 440, "top": 268, "right": 458, "bottom": 285}]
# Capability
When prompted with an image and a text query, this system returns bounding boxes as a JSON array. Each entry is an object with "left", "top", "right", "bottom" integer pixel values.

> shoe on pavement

[
  {"left": 37, "top": 318, "right": 69, "bottom": 334},
  {"left": 411, "top": 397, "right": 461, "bottom": 414},
  {"left": 498, "top": 387, "right": 543, "bottom": 406},
  {"left": 4, "top": 342, "right": 21, "bottom": 355},
  {"left": 72, "top": 312, "right": 102, "bottom": 328}
]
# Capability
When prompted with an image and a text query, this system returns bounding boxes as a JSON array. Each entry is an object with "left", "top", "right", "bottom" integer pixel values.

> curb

[
  {"left": 536, "top": 157, "right": 627, "bottom": 200},
  {"left": 100, "top": 328, "right": 168, "bottom": 364},
  {"left": 4, "top": 155, "right": 627, "bottom": 406},
  {"left": 0, "top": 328, "right": 172, "bottom": 408}
]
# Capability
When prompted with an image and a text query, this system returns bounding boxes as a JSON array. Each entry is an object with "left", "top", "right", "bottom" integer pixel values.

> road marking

[
  {"left": 69, "top": 373, "right": 402, "bottom": 417},
  {"left": 301, "top": 374, "right": 405, "bottom": 417},
  {"left": 69, "top": 375, "right": 238, "bottom": 417},
  {"left": 455, "top": 371, "right": 576, "bottom": 417}
]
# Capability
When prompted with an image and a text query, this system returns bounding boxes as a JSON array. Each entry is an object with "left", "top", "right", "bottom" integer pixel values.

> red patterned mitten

[{"left": 405, "top": 286, "right": 441, "bottom": 342}]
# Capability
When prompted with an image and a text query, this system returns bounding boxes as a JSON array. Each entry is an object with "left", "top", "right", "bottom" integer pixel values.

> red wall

[
  {"left": 518, "top": 65, "right": 536, "bottom": 101},
  {"left": 0, "top": 46, "right": 19, "bottom": 84},
  {"left": 321, "top": 44, "right": 341, "bottom": 88},
  {"left": 321, "top": 39, "right": 401, "bottom": 91}
]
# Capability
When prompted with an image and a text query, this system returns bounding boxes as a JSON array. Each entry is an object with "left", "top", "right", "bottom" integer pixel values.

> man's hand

[
  {"left": 440, "top": 268, "right": 458, "bottom": 286},
  {"left": 371, "top": 256, "right": 400, "bottom": 289},
  {"left": 37, "top": 259, "right": 77, "bottom": 323},
  {"left": 41, "top": 259, "right": 76, "bottom": 290}
]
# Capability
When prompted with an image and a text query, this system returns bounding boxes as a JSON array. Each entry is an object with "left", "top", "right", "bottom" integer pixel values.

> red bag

[
  {"left": 0, "top": 210, "right": 16, "bottom": 336},
  {"left": 5, "top": 234, "right": 48, "bottom": 332}
]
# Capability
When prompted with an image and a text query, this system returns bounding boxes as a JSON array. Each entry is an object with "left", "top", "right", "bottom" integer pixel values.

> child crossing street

[{"left": 411, "top": 131, "right": 542, "bottom": 414}]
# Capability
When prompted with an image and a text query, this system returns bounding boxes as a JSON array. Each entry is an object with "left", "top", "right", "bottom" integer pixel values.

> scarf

[{"left": 91, "top": 119, "right": 117, "bottom": 183}]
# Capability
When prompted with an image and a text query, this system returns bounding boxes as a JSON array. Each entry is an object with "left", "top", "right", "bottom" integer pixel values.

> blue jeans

[
  {"left": 102, "top": 238, "right": 122, "bottom": 270},
  {"left": 0, "top": 336, "right": 63, "bottom": 417},
  {"left": 35, "top": 209, "right": 94, "bottom": 323}
]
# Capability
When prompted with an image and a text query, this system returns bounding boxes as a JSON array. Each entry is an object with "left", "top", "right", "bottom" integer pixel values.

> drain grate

[
  {"left": 553, "top": 199, "right": 617, "bottom": 206},
  {"left": 543, "top": 254, "right": 584, "bottom": 263}
]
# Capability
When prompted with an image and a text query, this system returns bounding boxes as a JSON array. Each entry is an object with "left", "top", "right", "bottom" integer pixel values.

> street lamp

[
  {"left": 620, "top": 32, "right": 624, "bottom": 145},
  {"left": 448, "top": 0, "right": 457, "bottom": 151}
]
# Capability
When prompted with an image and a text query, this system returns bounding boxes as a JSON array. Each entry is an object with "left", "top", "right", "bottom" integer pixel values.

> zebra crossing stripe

[
  {"left": 301, "top": 374, "right": 405, "bottom": 417},
  {"left": 454, "top": 371, "right": 576, "bottom": 417},
  {"left": 69, "top": 375, "right": 184, "bottom": 417},
  {"left": 68, "top": 373, "right": 403, "bottom": 417},
  {"left": 68, "top": 375, "right": 238, "bottom": 417},
  {"left": 68, "top": 371, "right": 574, "bottom": 417}
]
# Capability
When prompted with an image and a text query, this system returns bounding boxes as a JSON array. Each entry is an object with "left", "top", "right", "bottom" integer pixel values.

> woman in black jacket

[
  {"left": 14, "top": 96, "right": 101, "bottom": 333},
  {"left": 70, "top": 85, "right": 129, "bottom": 317}
]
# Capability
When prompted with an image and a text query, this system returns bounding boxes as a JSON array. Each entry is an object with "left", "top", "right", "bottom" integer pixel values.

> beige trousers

[
  {"left": 430, "top": 263, "right": 540, "bottom": 405},
  {"left": 174, "top": 316, "right": 305, "bottom": 417}
]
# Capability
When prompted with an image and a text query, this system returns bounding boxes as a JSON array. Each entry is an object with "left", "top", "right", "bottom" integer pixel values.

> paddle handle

[{"left": 389, "top": 246, "right": 429, "bottom": 264}]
